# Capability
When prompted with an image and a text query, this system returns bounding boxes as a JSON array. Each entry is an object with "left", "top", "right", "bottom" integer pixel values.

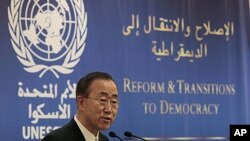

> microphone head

[
  {"left": 109, "top": 131, "right": 117, "bottom": 137},
  {"left": 109, "top": 131, "right": 124, "bottom": 141},
  {"left": 124, "top": 131, "right": 133, "bottom": 137}
]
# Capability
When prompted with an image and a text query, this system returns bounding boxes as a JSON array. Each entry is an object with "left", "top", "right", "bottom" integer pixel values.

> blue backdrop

[{"left": 0, "top": 0, "right": 250, "bottom": 140}]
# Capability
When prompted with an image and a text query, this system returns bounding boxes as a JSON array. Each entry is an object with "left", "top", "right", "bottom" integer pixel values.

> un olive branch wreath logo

[{"left": 8, "top": 0, "right": 87, "bottom": 78}]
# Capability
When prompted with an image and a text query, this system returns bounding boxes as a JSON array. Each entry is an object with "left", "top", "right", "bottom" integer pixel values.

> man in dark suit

[{"left": 42, "top": 72, "right": 119, "bottom": 141}]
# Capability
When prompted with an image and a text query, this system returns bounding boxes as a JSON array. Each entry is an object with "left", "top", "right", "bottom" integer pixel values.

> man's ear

[{"left": 77, "top": 96, "right": 85, "bottom": 110}]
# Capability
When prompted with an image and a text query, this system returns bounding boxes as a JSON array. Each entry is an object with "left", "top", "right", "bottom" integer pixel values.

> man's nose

[{"left": 104, "top": 102, "right": 112, "bottom": 113}]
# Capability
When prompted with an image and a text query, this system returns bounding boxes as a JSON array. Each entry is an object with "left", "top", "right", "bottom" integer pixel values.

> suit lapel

[
  {"left": 68, "top": 118, "right": 109, "bottom": 141},
  {"left": 68, "top": 118, "right": 86, "bottom": 141}
]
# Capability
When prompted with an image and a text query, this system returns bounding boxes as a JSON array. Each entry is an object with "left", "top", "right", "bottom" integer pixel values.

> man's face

[{"left": 80, "top": 79, "right": 119, "bottom": 134}]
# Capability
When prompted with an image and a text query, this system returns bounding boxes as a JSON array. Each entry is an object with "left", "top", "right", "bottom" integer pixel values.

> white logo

[{"left": 8, "top": 0, "right": 87, "bottom": 78}]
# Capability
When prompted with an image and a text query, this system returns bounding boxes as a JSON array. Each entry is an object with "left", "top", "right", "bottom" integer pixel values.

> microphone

[
  {"left": 124, "top": 131, "right": 148, "bottom": 141},
  {"left": 109, "top": 131, "right": 124, "bottom": 141}
]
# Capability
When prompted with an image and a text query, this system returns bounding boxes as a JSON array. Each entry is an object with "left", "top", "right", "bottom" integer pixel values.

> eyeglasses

[{"left": 86, "top": 97, "right": 119, "bottom": 109}]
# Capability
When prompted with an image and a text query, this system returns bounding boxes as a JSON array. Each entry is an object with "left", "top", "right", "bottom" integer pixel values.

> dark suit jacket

[{"left": 42, "top": 118, "right": 109, "bottom": 141}]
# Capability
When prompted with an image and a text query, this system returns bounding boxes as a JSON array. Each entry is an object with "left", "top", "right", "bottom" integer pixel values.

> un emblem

[{"left": 8, "top": 0, "right": 87, "bottom": 78}]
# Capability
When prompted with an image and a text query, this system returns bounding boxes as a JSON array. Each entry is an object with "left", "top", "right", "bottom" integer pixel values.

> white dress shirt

[{"left": 74, "top": 115, "right": 99, "bottom": 141}]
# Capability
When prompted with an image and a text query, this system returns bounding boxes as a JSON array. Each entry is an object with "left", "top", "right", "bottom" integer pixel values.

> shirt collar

[{"left": 74, "top": 115, "right": 99, "bottom": 141}]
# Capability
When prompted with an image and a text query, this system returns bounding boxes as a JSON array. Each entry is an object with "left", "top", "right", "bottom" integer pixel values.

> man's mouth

[{"left": 101, "top": 116, "right": 112, "bottom": 122}]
